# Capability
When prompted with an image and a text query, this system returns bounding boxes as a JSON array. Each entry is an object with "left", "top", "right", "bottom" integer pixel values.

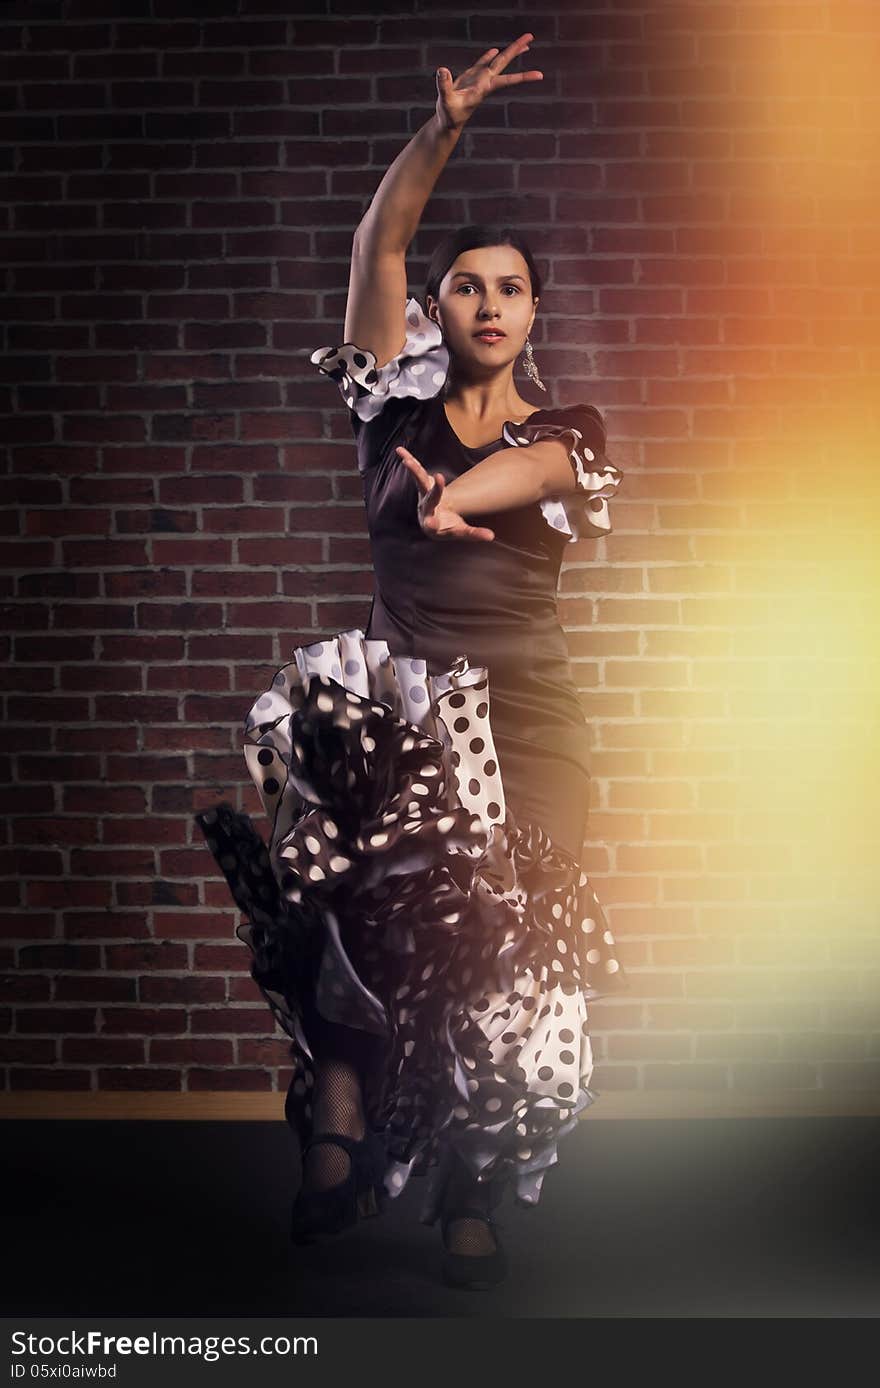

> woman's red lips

[{"left": 474, "top": 330, "right": 506, "bottom": 338}]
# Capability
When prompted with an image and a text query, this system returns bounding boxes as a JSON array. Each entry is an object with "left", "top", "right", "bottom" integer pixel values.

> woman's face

[{"left": 427, "top": 245, "right": 538, "bottom": 377}]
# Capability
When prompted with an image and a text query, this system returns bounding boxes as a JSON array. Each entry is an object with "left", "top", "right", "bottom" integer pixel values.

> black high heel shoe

[
  {"left": 439, "top": 1152, "right": 509, "bottom": 1289},
  {"left": 290, "top": 1128, "right": 387, "bottom": 1245},
  {"left": 441, "top": 1203, "right": 509, "bottom": 1289}
]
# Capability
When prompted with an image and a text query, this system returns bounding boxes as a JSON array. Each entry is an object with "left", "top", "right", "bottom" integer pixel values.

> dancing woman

[{"left": 197, "top": 32, "right": 627, "bottom": 1290}]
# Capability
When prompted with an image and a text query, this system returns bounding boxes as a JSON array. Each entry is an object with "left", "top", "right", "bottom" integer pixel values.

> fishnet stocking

[
  {"left": 294, "top": 937, "right": 389, "bottom": 1195},
  {"left": 444, "top": 1215, "right": 498, "bottom": 1256},
  {"left": 442, "top": 1153, "right": 503, "bottom": 1257},
  {"left": 300, "top": 1055, "right": 366, "bottom": 1194}
]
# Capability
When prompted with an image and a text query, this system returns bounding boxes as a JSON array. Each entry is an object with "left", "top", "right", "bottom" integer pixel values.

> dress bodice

[{"left": 354, "top": 390, "right": 573, "bottom": 682}]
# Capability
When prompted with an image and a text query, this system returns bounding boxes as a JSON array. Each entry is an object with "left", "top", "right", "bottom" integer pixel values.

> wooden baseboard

[{"left": 1, "top": 1090, "right": 877, "bottom": 1121}]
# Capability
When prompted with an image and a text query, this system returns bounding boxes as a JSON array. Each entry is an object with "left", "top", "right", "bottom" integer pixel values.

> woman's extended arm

[
  {"left": 351, "top": 117, "right": 463, "bottom": 261},
  {"left": 344, "top": 35, "right": 542, "bottom": 366},
  {"left": 441, "top": 440, "right": 574, "bottom": 513},
  {"left": 353, "top": 35, "right": 541, "bottom": 257},
  {"left": 343, "top": 116, "right": 462, "bottom": 367},
  {"left": 396, "top": 438, "right": 574, "bottom": 542}
]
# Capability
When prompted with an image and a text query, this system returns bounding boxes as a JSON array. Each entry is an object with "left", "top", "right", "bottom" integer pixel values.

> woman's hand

[
  {"left": 435, "top": 33, "right": 543, "bottom": 132},
  {"left": 396, "top": 446, "right": 495, "bottom": 542}
]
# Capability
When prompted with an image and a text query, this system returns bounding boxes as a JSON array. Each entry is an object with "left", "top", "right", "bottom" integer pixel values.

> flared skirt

[{"left": 195, "top": 628, "right": 628, "bottom": 1222}]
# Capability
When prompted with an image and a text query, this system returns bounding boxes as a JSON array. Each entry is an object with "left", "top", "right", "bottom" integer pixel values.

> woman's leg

[
  {"left": 441, "top": 1147, "right": 508, "bottom": 1255},
  {"left": 296, "top": 995, "right": 382, "bottom": 1193}
]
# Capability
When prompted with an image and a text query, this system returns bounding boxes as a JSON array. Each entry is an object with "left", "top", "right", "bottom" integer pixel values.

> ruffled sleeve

[
  {"left": 309, "top": 296, "right": 450, "bottom": 423},
  {"left": 502, "top": 403, "right": 624, "bottom": 542}
]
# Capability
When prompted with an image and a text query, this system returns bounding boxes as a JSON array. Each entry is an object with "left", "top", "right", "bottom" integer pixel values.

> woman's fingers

[
  {"left": 395, "top": 446, "right": 494, "bottom": 542},
  {"left": 423, "top": 515, "right": 496, "bottom": 543},
  {"left": 436, "top": 33, "right": 541, "bottom": 127},
  {"left": 397, "top": 446, "right": 446, "bottom": 527},
  {"left": 484, "top": 32, "right": 534, "bottom": 73},
  {"left": 460, "top": 33, "right": 537, "bottom": 82},
  {"left": 396, "top": 449, "right": 427, "bottom": 488},
  {"left": 494, "top": 69, "right": 544, "bottom": 86},
  {"left": 396, "top": 445, "right": 438, "bottom": 492}
]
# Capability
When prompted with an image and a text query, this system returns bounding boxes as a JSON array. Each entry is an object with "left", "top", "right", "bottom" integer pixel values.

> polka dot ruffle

[
  {"left": 501, "top": 409, "right": 624, "bottom": 542},
  {"left": 195, "top": 627, "right": 627, "bottom": 1218},
  {"left": 309, "top": 296, "right": 449, "bottom": 422}
]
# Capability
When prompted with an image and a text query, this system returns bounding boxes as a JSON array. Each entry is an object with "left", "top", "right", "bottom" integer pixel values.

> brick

[
  {"left": 97, "top": 1069, "right": 181, "bottom": 1091},
  {"left": 18, "top": 945, "right": 101, "bottom": 970},
  {"left": 609, "top": 1033, "right": 692, "bottom": 1062},
  {"left": 16, "top": 1008, "right": 97, "bottom": 1034},
  {"left": 730, "top": 1063, "right": 819, "bottom": 1091},
  {"left": 149, "top": 1039, "right": 234, "bottom": 1065},
  {"left": 2, "top": 1039, "right": 58, "bottom": 1063},
  {"left": 190, "top": 1008, "right": 275, "bottom": 1036},
  {"left": 587, "top": 1065, "right": 639, "bottom": 1091},
  {"left": 140, "top": 976, "right": 226, "bottom": 1005},
  {"left": 100, "top": 1008, "right": 188, "bottom": 1035},
  {"left": 55, "top": 976, "right": 138, "bottom": 1003},
  {"left": 63, "top": 1038, "right": 144, "bottom": 1064},
  {"left": 644, "top": 1063, "right": 731, "bottom": 1090},
  {"left": 9, "top": 1068, "right": 91, "bottom": 1090},
  {"left": 0, "top": 974, "right": 53, "bottom": 1004}
]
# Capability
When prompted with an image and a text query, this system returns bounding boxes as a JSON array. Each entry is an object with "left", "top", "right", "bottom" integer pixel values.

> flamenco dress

[{"left": 195, "top": 298, "right": 629, "bottom": 1225}]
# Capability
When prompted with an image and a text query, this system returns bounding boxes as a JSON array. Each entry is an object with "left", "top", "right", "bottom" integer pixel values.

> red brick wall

[{"left": 2, "top": 2, "right": 878, "bottom": 1099}]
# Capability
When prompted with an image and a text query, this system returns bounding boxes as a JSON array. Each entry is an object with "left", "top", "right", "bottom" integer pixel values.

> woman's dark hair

[{"left": 422, "top": 225, "right": 542, "bottom": 310}]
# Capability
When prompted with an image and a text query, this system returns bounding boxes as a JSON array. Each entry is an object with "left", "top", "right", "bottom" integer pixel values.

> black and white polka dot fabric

[
  {"left": 309, "top": 297, "right": 450, "bottom": 423},
  {"left": 501, "top": 407, "right": 625, "bottom": 541},
  {"left": 195, "top": 629, "right": 627, "bottom": 1222}
]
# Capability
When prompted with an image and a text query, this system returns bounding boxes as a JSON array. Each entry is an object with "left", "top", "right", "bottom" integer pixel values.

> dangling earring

[{"left": 523, "top": 336, "right": 547, "bottom": 392}]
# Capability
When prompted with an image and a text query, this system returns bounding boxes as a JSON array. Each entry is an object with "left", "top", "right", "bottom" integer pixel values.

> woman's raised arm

[{"left": 343, "top": 34, "right": 542, "bottom": 369}]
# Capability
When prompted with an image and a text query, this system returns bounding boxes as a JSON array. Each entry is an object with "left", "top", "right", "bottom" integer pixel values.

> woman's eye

[{"left": 457, "top": 284, "right": 519, "bottom": 294}]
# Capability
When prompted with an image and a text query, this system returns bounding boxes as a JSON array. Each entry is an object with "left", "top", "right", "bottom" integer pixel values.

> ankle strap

[
  {"left": 442, "top": 1206, "right": 497, "bottom": 1228},
  {"left": 304, "top": 1131, "right": 364, "bottom": 1156}
]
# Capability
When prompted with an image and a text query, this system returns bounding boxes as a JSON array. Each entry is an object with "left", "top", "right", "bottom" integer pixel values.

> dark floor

[{"left": 2, "top": 1117, "right": 878, "bottom": 1318}]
